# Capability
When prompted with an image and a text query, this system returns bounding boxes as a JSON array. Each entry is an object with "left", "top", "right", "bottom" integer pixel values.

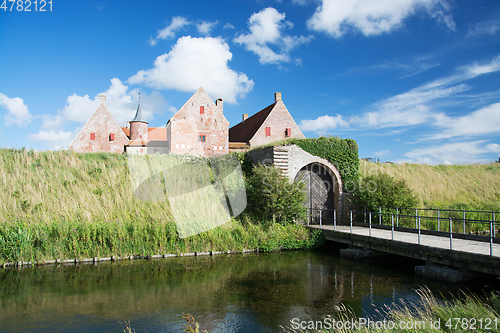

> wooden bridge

[{"left": 307, "top": 208, "right": 500, "bottom": 279}]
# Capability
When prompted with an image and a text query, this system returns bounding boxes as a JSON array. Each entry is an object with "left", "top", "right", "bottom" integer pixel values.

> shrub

[
  {"left": 354, "top": 172, "right": 418, "bottom": 212},
  {"left": 244, "top": 165, "right": 307, "bottom": 225}
]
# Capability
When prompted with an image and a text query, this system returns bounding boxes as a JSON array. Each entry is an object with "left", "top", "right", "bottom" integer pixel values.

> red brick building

[
  {"left": 68, "top": 95, "right": 130, "bottom": 153},
  {"left": 229, "top": 92, "right": 305, "bottom": 151},
  {"left": 166, "top": 87, "right": 229, "bottom": 157},
  {"left": 69, "top": 89, "right": 303, "bottom": 156}
]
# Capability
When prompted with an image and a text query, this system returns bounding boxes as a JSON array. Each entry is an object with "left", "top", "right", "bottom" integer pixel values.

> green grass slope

[
  {"left": 0, "top": 149, "right": 322, "bottom": 263},
  {"left": 359, "top": 160, "right": 500, "bottom": 211}
]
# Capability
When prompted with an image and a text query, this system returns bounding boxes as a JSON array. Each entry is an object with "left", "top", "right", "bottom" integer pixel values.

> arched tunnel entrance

[{"left": 294, "top": 163, "right": 336, "bottom": 224}]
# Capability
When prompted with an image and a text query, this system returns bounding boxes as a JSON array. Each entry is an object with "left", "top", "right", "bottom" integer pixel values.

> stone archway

[
  {"left": 295, "top": 163, "right": 337, "bottom": 224},
  {"left": 247, "top": 144, "right": 344, "bottom": 222}
]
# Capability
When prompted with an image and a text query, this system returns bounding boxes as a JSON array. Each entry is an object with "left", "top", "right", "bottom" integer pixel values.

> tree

[{"left": 244, "top": 165, "right": 306, "bottom": 224}]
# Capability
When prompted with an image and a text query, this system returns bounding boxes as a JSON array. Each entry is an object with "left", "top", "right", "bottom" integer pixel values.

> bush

[
  {"left": 354, "top": 172, "right": 418, "bottom": 212},
  {"left": 244, "top": 165, "right": 307, "bottom": 224}
]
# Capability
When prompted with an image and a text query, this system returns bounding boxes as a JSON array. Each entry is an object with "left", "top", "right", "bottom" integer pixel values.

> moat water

[{"left": 0, "top": 243, "right": 498, "bottom": 332}]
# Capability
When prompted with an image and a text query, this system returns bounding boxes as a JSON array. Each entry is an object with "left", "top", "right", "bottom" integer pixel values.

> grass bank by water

[
  {"left": 0, "top": 149, "right": 322, "bottom": 264},
  {"left": 359, "top": 160, "right": 500, "bottom": 212}
]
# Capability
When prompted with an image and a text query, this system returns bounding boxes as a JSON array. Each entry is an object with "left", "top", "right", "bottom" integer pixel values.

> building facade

[
  {"left": 228, "top": 92, "right": 305, "bottom": 151},
  {"left": 69, "top": 89, "right": 303, "bottom": 156}
]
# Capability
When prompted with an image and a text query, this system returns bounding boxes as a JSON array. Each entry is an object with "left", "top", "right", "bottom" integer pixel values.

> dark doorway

[{"left": 294, "top": 163, "right": 335, "bottom": 225}]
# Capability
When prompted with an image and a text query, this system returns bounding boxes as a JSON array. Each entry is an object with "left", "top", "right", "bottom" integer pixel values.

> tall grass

[
  {"left": 0, "top": 149, "right": 322, "bottom": 264},
  {"left": 282, "top": 286, "right": 500, "bottom": 333},
  {"left": 359, "top": 160, "right": 500, "bottom": 212}
]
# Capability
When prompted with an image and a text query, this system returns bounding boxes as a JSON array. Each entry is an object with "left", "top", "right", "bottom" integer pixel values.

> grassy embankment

[
  {"left": 359, "top": 159, "right": 500, "bottom": 211},
  {"left": 0, "top": 149, "right": 321, "bottom": 264}
]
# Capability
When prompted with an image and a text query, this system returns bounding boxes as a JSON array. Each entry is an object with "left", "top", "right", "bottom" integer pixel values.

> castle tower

[{"left": 129, "top": 94, "right": 148, "bottom": 141}]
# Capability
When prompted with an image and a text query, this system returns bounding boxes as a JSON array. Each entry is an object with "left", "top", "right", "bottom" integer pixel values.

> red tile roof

[
  {"left": 147, "top": 127, "right": 167, "bottom": 140},
  {"left": 229, "top": 103, "right": 275, "bottom": 143},
  {"left": 121, "top": 127, "right": 130, "bottom": 137}
]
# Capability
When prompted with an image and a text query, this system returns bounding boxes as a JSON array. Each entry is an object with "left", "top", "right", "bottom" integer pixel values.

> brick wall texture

[
  {"left": 249, "top": 99, "right": 305, "bottom": 147},
  {"left": 166, "top": 87, "right": 229, "bottom": 157},
  {"left": 68, "top": 100, "right": 129, "bottom": 153}
]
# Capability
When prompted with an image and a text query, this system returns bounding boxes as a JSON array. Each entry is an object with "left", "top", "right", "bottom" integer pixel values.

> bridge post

[
  {"left": 493, "top": 212, "right": 496, "bottom": 237},
  {"left": 415, "top": 208, "right": 418, "bottom": 229},
  {"left": 491, "top": 220, "right": 493, "bottom": 256},
  {"left": 379, "top": 207, "right": 382, "bottom": 225},
  {"left": 449, "top": 217, "right": 453, "bottom": 250},
  {"left": 334, "top": 209, "right": 336, "bottom": 231},
  {"left": 369, "top": 212, "right": 372, "bottom": 237},
  {"left": 396, "top": 207, "right": 399, "bottom": 227},
  {"left": 463, "top": 210, "right": 466, "bottom": 234},
  {"left": 350, "top": 210, "right": 353, "bottom": 233},
  {"left": 391, "top": 214, "right": 394, "bottom": 240},
  {"left": 418, "top": 217, "right": 421, "bottom": 245},
  {"left": 437, "top": 209, "right": 440, "bottom": 232},
  {"left": 319, "top": 208, "right": 322, "bottom": 227}
]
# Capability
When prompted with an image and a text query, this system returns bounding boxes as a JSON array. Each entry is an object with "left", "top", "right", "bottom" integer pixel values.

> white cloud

[
  {"left": 291, "top": 0, "right": 311, "bottom": 5},
  {"left": 234, "top": 7, "right": 313, "bottom": 65},
  {"left": 467, "top": 20, "right": 500, "bottom": 37},
  {"left": 350, "top": 84, "right": 469, "bottom": 129},
  {"left": 426, "top": 103, "right": 500, "bottom": 140},
  {"left": 61, "top": 78, "right": 165, "bottom": 126},
  {"left": 405, "top": 140, "right": 500, "bottom": 165},
  {"left": 29, "top": 129, "right": 76, "bottom": 150},
  {"left": 374, "top": 150, "right": 391, "bottom": 157},
  {"left": 299, "top": 114, "right": 348, "bottom": 132},
  {"left": 307, "top": 0, "right": 455, "bottom": 38},
  {"left": 0, "top": 93, "right": 33, "bottom": 126},
  {"left": 348, "top": 54, "right": 500, "bottom": 130},
  {"left": 128, "top": 36, "right": 254, "bottom": 104},
  {"left": 197, "top": 21, "right": 217, "bottom": 35},
  {"left": 148, "top": 16, "right": 190, "bottom": 46},
  {"left": 41, "top": 114, "right": 65, "bottom": 131}
]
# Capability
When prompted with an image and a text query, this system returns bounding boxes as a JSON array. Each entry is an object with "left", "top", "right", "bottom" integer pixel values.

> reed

[
  {"left": 0, "top": 149, "right": 322, "bottom": 264},
  {"left": 282, "top": 286, "right": 500, "bottom": 332}
]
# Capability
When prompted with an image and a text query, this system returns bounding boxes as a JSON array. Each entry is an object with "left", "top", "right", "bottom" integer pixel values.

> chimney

[
  {"left": 99, "top": 94, "right": 106, "bottom": 104},
  {"left": 274, "top": 92, "right": 282, "bottom": 103},
  {"left": 242, "top": 113, "right": 248, "bottom": 122},
  {"left": 216, "top": 98, "right": 223, "bottom": 113}
]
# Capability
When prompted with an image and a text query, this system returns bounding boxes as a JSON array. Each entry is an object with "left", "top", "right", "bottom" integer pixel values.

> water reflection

[{"left": 0, "top": 246, "right": 497, "bottom": 332}]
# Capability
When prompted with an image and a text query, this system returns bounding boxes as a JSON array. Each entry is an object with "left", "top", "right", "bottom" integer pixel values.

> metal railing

[{"left": 306, "top": 207, "right": 499, "bottom": 256}]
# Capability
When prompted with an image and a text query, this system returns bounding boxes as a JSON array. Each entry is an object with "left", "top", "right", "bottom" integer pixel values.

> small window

[
  {"left": 90, "top": 133, "right": 96, "bottom": 140},
  {"left": 265, "top": 127, "right": 271, "bottom": 137},
  {"left": 200, "top": 106, "right": 204, "bottom": 114},
  {"left": 198, "top": 135, "right": 206, "bottom": 142},
  {"left": 109, "top": 133, "right": 115, "bottom": 141},
  {"left": 285, "top": 128, "right": 291, "bottom": 137}
]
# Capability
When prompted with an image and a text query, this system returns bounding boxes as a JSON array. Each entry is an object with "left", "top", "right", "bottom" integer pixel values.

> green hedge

[{"left": 287, "top": 137, "right": 359, "bottom": 192}]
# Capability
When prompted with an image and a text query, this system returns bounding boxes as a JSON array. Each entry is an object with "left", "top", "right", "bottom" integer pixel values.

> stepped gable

[{"left": 68, "top": 95, "right": 129, "bottom": 153}]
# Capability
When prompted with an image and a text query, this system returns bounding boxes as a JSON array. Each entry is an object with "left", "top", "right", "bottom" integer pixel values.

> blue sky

[{"left": 0, "top": 0, "right": 499, "bottom": 164}]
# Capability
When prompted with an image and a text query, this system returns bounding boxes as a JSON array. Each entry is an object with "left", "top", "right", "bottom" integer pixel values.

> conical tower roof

[{"left": 130, "top": 96, "right": 147, "bottom": 123}]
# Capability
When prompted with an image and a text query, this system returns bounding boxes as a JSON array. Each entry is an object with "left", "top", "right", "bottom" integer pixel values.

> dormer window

[{"left": 200, "top": 106, "right": 204, "bottom": 114}]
